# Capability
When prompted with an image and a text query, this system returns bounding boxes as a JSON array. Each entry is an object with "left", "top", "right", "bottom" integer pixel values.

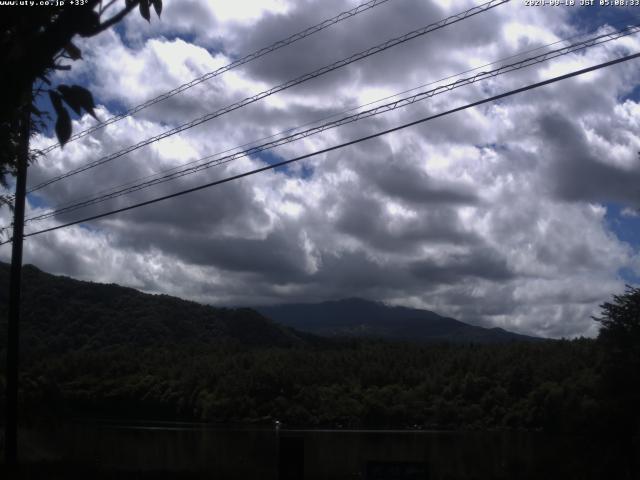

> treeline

[{"left": 3, "top": 337, "right": 616, "bottom": 433}]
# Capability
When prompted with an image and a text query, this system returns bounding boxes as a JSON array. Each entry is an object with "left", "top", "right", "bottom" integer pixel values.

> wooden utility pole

[{"left": 4, "top": 107, "right": 30, "bottom": 466}]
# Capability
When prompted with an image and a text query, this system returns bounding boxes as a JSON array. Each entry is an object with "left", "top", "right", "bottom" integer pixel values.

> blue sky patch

[
  {"left": 605, "top": 202, "right": 640, "bottom": 249},
  {"left": 33, "top": 91, "right": 55, "bottom": 138},
  {"left": 255, "top": 150, "right": 290, "bottom": 175},
  {"left": 570, "top": 5, "right": 639, "bottom": 33},
  {"left": 618, "top": 266, "right": 640, "bottom": 284},
  {"left": 605, "top": 203, "right": 640, "bottom": 285},
  {"left": 255, "top": 149, "right": 315, "bottom": 180},
  {"left": 26, "top": 194, "right": 50, "bottom": 210},
  {"left": 620, "top": 83, "right": 640, "bottom": 103}
]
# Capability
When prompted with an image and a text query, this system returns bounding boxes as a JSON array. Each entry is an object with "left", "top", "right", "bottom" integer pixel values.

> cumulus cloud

[{"left": 2, "top": 0, "right": 640, "bottom": 338}]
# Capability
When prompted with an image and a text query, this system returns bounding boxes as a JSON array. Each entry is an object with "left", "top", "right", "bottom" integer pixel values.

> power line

[
  {"left": 37, "top": 16, "right": 640, "bottom": 215},
  {"left": 1, "top": 50, "right": 635, "bottom": 246},
  {"left": 22, "top": 23, "right": 640, "bottom": 224},
  {"left": 33, "top": 0, "right": 395, "bottom": 156},
  {"left": 27, "top": 0, "right": 509, "bottom": 194},
  {"left": 13, "top": 12, "right": 639, "bottom": 209}
]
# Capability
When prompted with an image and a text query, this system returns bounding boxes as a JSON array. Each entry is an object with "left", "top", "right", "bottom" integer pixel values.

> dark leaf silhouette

[
  {"left": 48, "top": 90, "right": 64, "bottom": 114},
  {"left": 151, "top": 0, "right": 162, "bottom": 17},
  {"left": 64, "top": 42, "right": 82, "bottom": 61},
  {"left": 58, "top": 85, "right": 98, "bottom": 119},
  {"left": 1, "top": 0, "right": 156, "bottom": 201},
  {"left": 140, "top": 0, "right": 151, "bottom": 22},
  {"left": 57, "top": 85, "right": 82, "bottom": 115},
  {"left": 55, "top": 107, "right": 72, "bottom": 146}
]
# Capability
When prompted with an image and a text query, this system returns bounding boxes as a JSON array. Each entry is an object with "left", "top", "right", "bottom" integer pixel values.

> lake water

[{"left": 16, "top": 421, "right": 638, "bottom": 479}]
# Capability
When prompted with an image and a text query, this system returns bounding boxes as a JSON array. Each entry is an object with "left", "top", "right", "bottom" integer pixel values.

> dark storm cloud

[
  {"left": 103, "top": 181, "right": 288, "bottom": 269},
  {"left": 311, "top": 248, "right": 411, "bottom": 293},
  {"left": 334, "top": 190, "right": 480, "bottom": 252},
  {"left": 125, "top": 226, "right": 311, "bottom": 280},
  {"left": 199, "top": 248, "right": 417, "bottom": 306},
  {"left": 364, "top": 154, "right": 479, "bottom": 205},
  {"left": 31, "top": 155, "right": 271, "bottom": 237},
  {"left": 535, "top": 241, "right": 612, "bottom": 274},
  {"left": 118, "top": 178, "right": 270, "bottom": 233},
  {"left": 24, "top": 234, "right": 87, "bottom": 279},
  {"left": 409, "top": 247, "right": 514, "bottom": 284},
  {"left": 430, "top": 283, "right": 519, "bottom": 320},
  {"left": 539, "top": 113, "right": 640, "bottom": 207},
  {"left": 232, "top": 0, "right": 499, "bottom": 95}
]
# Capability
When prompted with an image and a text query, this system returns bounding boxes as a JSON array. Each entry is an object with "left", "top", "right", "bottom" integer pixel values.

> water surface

[{"left": 19, "top": 421, "right": 636, "bottom": 479}]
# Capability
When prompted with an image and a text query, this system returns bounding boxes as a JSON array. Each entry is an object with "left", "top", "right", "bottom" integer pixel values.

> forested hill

[
  {"left": 0, "top": 262, "right": 307, "bottom": 353},
  {"left": 255, "top": 298, "right": 540, "bottom": 344}
]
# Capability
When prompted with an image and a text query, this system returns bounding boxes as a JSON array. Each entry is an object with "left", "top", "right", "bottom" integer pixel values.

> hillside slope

[{"left": 0, "top": 262, "right": 307, "bottom": 355}]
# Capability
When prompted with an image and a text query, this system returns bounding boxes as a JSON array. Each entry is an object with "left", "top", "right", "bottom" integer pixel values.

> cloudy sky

[{"left": 2, "top": 0, "right": 640, "bottom": 338}]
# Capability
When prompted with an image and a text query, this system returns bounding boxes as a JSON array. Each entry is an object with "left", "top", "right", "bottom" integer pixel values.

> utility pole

[{"left": 5, "top": 106, "right": 30, "bottom": 467}]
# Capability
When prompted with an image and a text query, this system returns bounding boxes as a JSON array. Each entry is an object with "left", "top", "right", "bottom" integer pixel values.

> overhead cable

[
  {"left": 39, "top": 17, "right": 640, "bottom": 213},
  {"left": 34, "top": 0, "right": 395, "bottom": 156},
  {"left": 1, "top": 50, "right": 635, "bottom": 245},
  {"left": 27, "top": 0, "right": 509, "bottom": 194},
  {"left": 15, "top": 12, "right": 640, "bottom": 208},
  {"left": 23, "top": 23, "right": 640, "bottom": 224}
]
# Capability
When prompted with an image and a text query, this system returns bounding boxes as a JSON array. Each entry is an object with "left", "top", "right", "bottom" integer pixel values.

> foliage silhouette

[
  {"left": 594, "top": 286, "right": 640, "bottom": 478},
  {"left": 0, "top": 0, "right": 161, "bottom": 208}
]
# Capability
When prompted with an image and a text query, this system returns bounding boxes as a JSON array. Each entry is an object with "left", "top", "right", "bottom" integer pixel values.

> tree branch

[
  {"left": 100, "top": 0, "right": 118, "bottom": 15},
  {"left": 88, "top": 0, "right": 140, "bottom": 36}
]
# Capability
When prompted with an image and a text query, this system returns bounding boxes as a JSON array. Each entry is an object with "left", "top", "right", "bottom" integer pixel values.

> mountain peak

[
  {"left": 255, "top": 299, "right": 541, "bottom": 344},
  {"left": 328, "top": 297, "right": 380, "bottom": 305}
]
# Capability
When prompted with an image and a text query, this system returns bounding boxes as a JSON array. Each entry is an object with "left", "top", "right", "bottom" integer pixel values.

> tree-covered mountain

[
  {"left": 255, "top": 298, "right": 540, "bottom": 344},
  {"left": 0, "top": 262, "right": 308, "bottom": 355}
]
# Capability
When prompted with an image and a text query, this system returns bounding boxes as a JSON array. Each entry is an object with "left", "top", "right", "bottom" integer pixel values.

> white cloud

[{"left": 621, "top": 206, "right": 640, "bottom": 218}]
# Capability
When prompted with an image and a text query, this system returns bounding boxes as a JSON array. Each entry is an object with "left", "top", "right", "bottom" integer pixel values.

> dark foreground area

[
  {"left": 0, "top": 463, "right": 203, "bottom": 480},
  {"left": 2, "top": 423, "right": 639, "bottom": 480}
]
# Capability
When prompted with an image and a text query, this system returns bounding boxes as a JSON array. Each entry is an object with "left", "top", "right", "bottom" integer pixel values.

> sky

[{"left": 2, "top": 0, "right": 640, "bottom": 338}]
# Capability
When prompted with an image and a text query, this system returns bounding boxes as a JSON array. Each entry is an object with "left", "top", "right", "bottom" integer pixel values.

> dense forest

[
  {"left": 0, "top": 263, "right": 638, "bottom": 438},
  {"left": 11, "top": 338, "right": 604, "bottom": 432}
]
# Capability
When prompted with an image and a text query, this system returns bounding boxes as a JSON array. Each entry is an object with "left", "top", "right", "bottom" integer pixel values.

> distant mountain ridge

[
  {"left": 255, "top": 298, "right": 541, "bottom": 344},
  {"left": 0, "top": 263, "right": 539, "bottom": 353}
]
